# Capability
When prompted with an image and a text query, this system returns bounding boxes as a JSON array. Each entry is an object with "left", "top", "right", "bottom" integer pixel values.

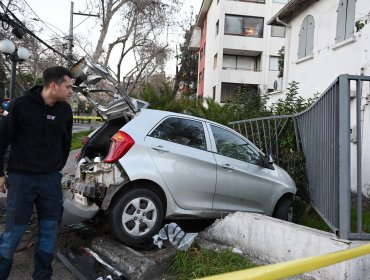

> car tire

[
  {"left": 108, "top": 188, "right": 164, "bottom": 246},
  {"left": 273, "top": 198, "right": 293, "bottom": 222}
]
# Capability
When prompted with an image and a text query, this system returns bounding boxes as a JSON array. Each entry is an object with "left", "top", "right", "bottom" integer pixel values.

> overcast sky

[{"left": 18, "top": 0, "right": 202, "bottom": 76}]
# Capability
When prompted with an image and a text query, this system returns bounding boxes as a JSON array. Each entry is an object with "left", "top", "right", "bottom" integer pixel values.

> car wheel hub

[{"left": 121, "top": 197, "right": 157, "bottom": 237}]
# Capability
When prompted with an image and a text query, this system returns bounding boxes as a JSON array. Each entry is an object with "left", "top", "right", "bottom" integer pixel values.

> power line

[
  {"left": 73, "top": 16, "right": 91, "bottom": 30},
  {"left": 31, "top": 18, "right": 66, "bottom": 36},
  {"left": 22, "top": 0, "right": 66, "bottom": 38},
  {"left": 0, "top": 1, "right": 71, "bottom": 62}
]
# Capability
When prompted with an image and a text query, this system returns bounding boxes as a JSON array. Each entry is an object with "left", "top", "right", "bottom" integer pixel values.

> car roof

[
  {"left": 134, "top": 108, "right": 263, "bottom": 154},
  {"left": 139, "top": 108, "right": 225, "bottom": 128}
]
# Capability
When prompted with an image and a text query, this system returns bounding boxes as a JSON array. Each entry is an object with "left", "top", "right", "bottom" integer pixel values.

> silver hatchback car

[{"left": 63, "top": 59, "right": 296, "bottom": 246}]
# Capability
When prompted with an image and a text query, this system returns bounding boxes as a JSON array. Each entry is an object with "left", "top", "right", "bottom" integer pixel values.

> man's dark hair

[{"left": 43, "top": 66, "right": 73, "bottom": 87}]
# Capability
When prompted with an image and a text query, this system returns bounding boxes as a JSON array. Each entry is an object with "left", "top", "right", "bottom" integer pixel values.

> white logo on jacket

[{"left": 46, "top": 115, "right": 56, "bottom": 120}]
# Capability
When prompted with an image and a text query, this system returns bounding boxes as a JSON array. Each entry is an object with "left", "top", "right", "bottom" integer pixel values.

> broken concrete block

[{"left": 91, "top": 237, "right": 177, "bottom": 280}]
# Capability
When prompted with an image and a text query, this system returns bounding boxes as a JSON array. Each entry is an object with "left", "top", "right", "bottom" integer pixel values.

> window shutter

[
  {"left": 306, "top": 15, "right": 315, "bottom": 56},
  {"left": 298, "top": 17, "right": 308, "bottom": 59},
  {"left": 336, "top": 0, "right": 347, "bottom": 43},
  {"left": 345, "top": 0, "right": 356, "bottom": 39}
]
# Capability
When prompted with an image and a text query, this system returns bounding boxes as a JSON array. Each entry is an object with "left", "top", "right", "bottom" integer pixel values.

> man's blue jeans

[{"left": 0, "top": 172, "right": 63, "bottom": 280}]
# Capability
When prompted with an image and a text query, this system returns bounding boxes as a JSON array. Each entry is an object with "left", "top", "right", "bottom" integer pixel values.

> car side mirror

[{"left": 259, "top": 153, "right": 275, "bottom": 170}]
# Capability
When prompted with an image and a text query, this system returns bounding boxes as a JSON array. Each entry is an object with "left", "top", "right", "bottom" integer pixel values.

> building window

[
  {"left": 222, "top": 54, "right": 260, "bottom": 71},
  {"left": 214, "top": 53, "right": 218, "bottom": 69},
  {"left": 273, "top": 0, "right": 288, "bottom": 3},
  {"left": 298, "top": 15, "right": 315, "bottom": 59},
  {"left": 213, "top": 86, "right": 216, "bottom": 100},
  {"left": 221, "top": 83, "right": 257, "bottom": 103},
  {"left": 336, "top": 0, "right": 356, "bottom": 43},
  {"left": 271, "top": 25, "right": 286, "bottom": 37},
  {"left": 225, "top": 15, "right": 264, "bottom": 38},
  {"left": 269, "top": 56, "right": 279, "bottom": 71},
  {"left": 216, "top": 20, "right": 219, "bottom": 36}
]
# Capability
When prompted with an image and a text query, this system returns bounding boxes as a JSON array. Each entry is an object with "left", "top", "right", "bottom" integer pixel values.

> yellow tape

[
  {"left": 197, "top": 243, "right": 370, "bottom": 280},
  {"left": 73, "top": 116, "right": 103, "bottom": 121}
]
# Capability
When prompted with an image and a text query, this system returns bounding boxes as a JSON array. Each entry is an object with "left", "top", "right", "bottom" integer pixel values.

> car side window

[
  {"left": 211, "top": 125, "right": 260, "bottom": 164},
  {"left": 149, "top": 117, "right": 207, "bottom": 150}
]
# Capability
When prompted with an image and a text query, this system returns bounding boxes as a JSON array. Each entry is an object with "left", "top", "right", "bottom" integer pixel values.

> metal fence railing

[
  {"left": 230, "top": 115, "right": 296, "bottom": 165},
  {"left": 230, "top": 74, "right": 370, "bottom": 240}
]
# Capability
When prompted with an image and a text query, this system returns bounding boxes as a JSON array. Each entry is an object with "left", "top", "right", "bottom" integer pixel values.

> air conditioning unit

[{"left": 273, "top": 78, "right": 283, "bottom": 92}]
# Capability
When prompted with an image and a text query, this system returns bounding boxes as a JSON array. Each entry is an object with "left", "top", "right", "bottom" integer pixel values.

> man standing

[{"left": 0, "top": 66, "right": 73, "bottom": 279}]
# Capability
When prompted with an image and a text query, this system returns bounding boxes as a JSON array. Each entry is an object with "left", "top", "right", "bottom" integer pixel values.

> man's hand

[{"left": 0, "top": 176, "right": 7, "bottom": 193}]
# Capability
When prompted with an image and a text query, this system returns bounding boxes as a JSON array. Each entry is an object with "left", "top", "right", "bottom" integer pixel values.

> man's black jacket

[{"left": 0, "top": 85, "right": 73, "bottom": 177}]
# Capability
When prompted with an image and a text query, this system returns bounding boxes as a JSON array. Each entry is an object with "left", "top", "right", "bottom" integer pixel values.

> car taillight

[{"left": 104, "top": 131, "right": 135, "bottom": 163}]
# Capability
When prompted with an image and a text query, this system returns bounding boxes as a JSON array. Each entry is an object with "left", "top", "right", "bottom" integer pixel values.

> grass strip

[{"left": 168, "top": 246, "right": 255, "bottom": 279}]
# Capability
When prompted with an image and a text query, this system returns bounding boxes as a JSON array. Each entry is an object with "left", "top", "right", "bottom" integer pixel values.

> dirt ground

[{"left": 0, "top": 200, "right": 75, "bottom": 280}]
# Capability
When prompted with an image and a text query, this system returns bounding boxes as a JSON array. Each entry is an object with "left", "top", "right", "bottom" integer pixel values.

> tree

[
  {"left": 278, "top": 46, "right": 285, "bottom": 78},
  {"left": 172, "top": 24, "right": 198, "bottom": 98},
  {"left": 86, "top": 0, "right": 181, "bottom": 94}
]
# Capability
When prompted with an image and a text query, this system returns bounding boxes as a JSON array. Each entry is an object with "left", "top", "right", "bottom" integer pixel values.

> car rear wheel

[
  {"left": 273, "top": 198, "right": 293, "bottom": 222},
  {"left": 109, "top": 188, "right": 164, "bottom": 246}
]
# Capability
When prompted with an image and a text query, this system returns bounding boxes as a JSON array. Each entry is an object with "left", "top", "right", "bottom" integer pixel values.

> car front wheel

[{"left": 109, "top": 188, "right": 164, "bottom": 246}]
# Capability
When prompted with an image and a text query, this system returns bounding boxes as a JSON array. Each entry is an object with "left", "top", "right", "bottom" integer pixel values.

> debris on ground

[
  {"left": 57, "top": 246, "right": 127, "bottom": 280},
  {"left": 153, "top": 222, "right": 198, "bottom": 251}
]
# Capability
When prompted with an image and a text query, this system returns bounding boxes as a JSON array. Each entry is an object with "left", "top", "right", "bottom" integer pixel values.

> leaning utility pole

[
  {"left": 67, "top": 2, "right": 74, "bottom": 67},
  {"left": 67, "top": 1, "right": 99, "bottom": 67}
]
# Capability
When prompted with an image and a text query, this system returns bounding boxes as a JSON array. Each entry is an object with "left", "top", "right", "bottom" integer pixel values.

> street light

[{"left": 0, "top": 39, "right": 31, "bottom": 100}]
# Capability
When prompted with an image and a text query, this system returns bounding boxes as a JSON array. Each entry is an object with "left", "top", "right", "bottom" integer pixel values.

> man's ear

[{"left": 49, "top": 82, "right": 57, "bottom": 90}]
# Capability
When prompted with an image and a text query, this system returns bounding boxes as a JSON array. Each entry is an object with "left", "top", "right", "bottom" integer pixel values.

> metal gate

[{"left": 230, "top": 74, "right": 370, "bottom": 240}]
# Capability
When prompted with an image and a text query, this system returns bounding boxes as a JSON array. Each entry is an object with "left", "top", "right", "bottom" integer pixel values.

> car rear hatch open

[{"left": 70, "top": 57, "right": 141, "bottom": 121}]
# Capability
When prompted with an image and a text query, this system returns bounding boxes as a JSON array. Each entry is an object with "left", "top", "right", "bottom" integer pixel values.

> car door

[
  {"left": 145, "top": 116, "right": 217, "bottom": 210},
  {"left": 209, "top": 124, "right": 275, "bottom": 213}
]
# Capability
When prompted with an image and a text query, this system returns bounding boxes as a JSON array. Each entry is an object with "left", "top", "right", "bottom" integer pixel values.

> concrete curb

[
  {"left": 91, "top": 237, "right": 177, "bottom": 280},
  {"left": 202, "top": 212, "right": 370, "bottom": 280}
]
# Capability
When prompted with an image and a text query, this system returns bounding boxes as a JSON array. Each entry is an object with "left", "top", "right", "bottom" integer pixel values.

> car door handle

[
  {"left": 219, "top": 163, "right": 234, "bottom": 171},
  {"left": 151, "top": 145, "right": 169, "bottom": 153}
]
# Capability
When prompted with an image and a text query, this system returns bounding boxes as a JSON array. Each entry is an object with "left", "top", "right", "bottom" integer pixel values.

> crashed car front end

[{"left": 62, "top": 158, "right": 128, "bottom": 225}]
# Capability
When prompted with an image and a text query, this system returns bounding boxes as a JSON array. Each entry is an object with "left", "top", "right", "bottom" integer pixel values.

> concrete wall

[
  {"left": 203, "top": 0, "right": 221, "bottom": 101},
  {"left": 203, "top": 212, "right": 370, "bottom": 280}
]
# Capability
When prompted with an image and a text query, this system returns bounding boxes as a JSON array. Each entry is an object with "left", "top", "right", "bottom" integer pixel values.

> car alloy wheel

[
  {"left": 121, "top": 196, "right": 157, "bottom": 236},
  {"left": 109, "top": 188, "right": 164, "bottom": 246}
]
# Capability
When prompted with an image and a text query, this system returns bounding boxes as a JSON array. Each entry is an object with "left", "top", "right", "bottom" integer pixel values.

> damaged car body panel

[{"left": 63, "top": 57, "right": 297, "bottom": 246}]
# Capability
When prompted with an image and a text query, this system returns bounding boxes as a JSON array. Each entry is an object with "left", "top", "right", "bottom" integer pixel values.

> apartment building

[{"left": 190, "top": 0, "right": 288, "bottom": 103}]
